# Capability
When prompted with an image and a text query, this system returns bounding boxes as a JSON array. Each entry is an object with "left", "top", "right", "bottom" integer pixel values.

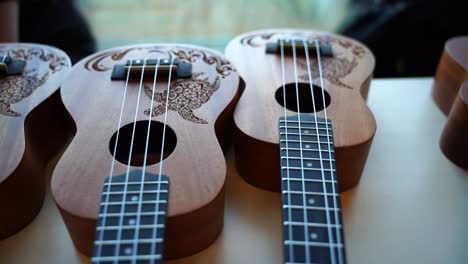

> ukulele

[
  {"left": 0, "top": 43, "right": 71, "bottom": 238},
  {"left": 226, "top": 29, "right": 376, "bottom": 263},
  {"left": 49, "top": 44, "right": 241, "bottom": 261},
  {"left": 433, "top": 36, "right": 468, "bottom": 169},
  {"left": 432, "top": 36, "right": 468, "bottom": 115}
]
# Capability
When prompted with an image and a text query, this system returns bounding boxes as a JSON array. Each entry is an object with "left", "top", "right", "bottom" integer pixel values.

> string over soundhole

[{"left": 109, "top": 121, "right": 177, "bottom": 167}]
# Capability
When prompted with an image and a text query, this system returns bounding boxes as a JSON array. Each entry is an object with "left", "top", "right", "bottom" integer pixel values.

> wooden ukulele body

[
  {"left": 432, "top": 36, "right": 468, "bottom": 115},
  {"left": 225, "top": 29, "right": 376, "bottom": 192},
  {"left": 432, "top": 36, "right": 468, "bottom": 169},
  {"left": 50, "top": 44, "right": 241, "bottom": 258},
  {"left": 0, "top": 43, "right": 71, "bottom": 238},
  {"left": 440, "top": 81, "right": 468, "bottom": 169}
]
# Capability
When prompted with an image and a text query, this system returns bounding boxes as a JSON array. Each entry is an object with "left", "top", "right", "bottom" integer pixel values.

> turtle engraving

[
  {"left": 0, "top": 71, "right": 48, "bottom": 117},
  {"left": 0, "top": 46, "right": 68, "bottom": 117},
  {"left": 240, "top": 31, "right": 366, "bottom": 89},
  {"left": 143, "top": 74, "right": 220, "bottom": 124},
  {"left": 298, "top": 57, "right": 358, "bottom": 89}
]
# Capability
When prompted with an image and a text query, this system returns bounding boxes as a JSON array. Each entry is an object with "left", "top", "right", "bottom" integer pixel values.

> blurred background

[
  {"left": 12, "top": 0, "right": 463, "bottom": 77},
  {"left": 75, "top": 0, "right": 348, "bottom": 51},
  {"left": 72, "top": 0, "right": 466, "bottom": 77}
]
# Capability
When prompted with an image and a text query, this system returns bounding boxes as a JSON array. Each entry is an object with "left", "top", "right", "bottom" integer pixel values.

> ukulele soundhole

[
  {"left": 275, "top": 83, "right": 331, "bottom": 113},
  {"left": 109, "top": 120, "right": 177, "bottom": 166}
]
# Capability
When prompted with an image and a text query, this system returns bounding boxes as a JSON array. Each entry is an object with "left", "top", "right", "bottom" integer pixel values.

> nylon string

[
  {"left": 151, "top": 58, "right": 175, "bottom": 260},
  {"left": 315, "top": 39, "right": 344, "bottom": 264},
  {"left": 94, "top": 60, "right": 133, "bottom": 261},
  {"left": 280, "top": 40, "right": 294, "bottom": 262},
  {"left": 114, "top": 59, "right": 149, "bottom": 261},
  {"left": 303, "top": 40, "right": 336, "bottom": 264},
  {"left": 132, "top": 59, "right": 161, "bottom": 263},
  {"left": 291, "top": 41, "right": 312, "bottom": 263}
]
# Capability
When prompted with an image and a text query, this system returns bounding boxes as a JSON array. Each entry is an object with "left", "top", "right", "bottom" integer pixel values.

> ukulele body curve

[
  {"left": 226, "top": 29, "right": 376, "bottom": 192},
  {"left": 50, "top": 44, "right": 241, "bottom": 258},
  {"left": 0, "top": 43, "right": 71, "bottom": 238}
]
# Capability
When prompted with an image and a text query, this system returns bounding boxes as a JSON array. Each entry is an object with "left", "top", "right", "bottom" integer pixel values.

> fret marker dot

[
  {"left": 305, "top": 144, "right": 311, "bottom": 149},
  {"left": 128, "top": 219, "right": 136, "bottom": 225},
  {"left": 310, "top": 232, "right": 318, "bottom": 240},
  {"left": 307, "top": 162, "right": 313, "bottom": 167},
  {"left": 308, "top": 198, "right": 315, "bottom": 204},
  {"left": 124, "top": 247, "right": 132, "bottom": 255},
  {"left": 304, "top": 130, "right": 310, "bottom": 134},
  {"left": 131, "top": 195, "right": 139, "bottom": 201}
]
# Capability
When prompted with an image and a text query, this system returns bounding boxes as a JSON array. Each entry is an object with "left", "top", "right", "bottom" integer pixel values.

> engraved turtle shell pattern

[{"left": 0, "top": 74, "right": 47, "bottom": 117}]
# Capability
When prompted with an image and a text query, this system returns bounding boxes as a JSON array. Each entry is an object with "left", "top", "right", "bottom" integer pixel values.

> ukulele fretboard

[
  {"left": 279, "top": 115, "right": 346, "bottom": 264},
  {"left": 91, "top": 170, "right": 169, "bottom": 264}
]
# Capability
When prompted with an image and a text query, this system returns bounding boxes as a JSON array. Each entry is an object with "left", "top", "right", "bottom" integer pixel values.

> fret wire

[
  {"left": 104, "top": 180, "right": 169, "bottom": 187},
  {"left": 284, "top": 240, "right": 344, "bottom": 248},
  {"left": 281, "top": 156, "right": 335, "bottom": 162},
  {"left": 96, "top": 224, "right": 165, "bottom": 231},
  {"left": 102, "top": 190, "right": 168, "bottom": 196},
  {"left": 282, "top": 205, "right": 340, "bottom": 211},
  {"left": 100, "top": 200, "right": 167, "bottom": 206},
  {"left": 282, "top": 166, "right": 336, "bottom": 172},
  {"left": 99, "top": 211, "right": 166, "bottom": 218},
  {"left": 280, "top": 120, "right": 332, "bottom": 126},
  {"left": 282, "top": 190, "right": 339, "bottom": 196},
  {"left": 280, "top": 139, "right": 333, "bottom": 144},
  {"left": 282, "top": 178, "right": 337, "bottom": 184},
  {"left": 281, "top": 147, "right": 335, "bottom": 153},
  {"left": 280, "top": 132, "right": 333, "bottom": 137},
  {"left": 91, "top": 255, "right": 162, "bottom": 261},
  {"left": 279, "top": 125, "right": 332, "bottom": 131},
  {"left": 283, "top": 221, "right": 342, "bottom": 228},
  {"left": 94, "top": 238, "right": 163, "bottom": 245}
]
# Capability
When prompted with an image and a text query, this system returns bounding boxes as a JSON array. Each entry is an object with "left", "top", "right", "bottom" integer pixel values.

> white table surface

[{"left": 1, "top": 77, "right": 467, "bottom": 264}]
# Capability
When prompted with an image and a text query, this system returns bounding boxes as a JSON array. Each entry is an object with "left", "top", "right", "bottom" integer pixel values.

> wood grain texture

[
  {"left": 440, "top": 81, "right": 468, "bottom": 169},
  {"left": 225, "top": 29, "right": 376, "bottom": 192},
  {"left": 0, "top": 43, "right": 71, "bottom": 238},
  {"left": 432, "top": 36, "right": 468, "bottom": 115},
  {"left": 50, "top": 44, "right": 241, "bottom": 258}
]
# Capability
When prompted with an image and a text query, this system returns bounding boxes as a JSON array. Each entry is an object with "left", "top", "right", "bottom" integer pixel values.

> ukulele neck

[
  {"left": 91, "top": 170, "right": 170, "bottom": 264},
  {"left": 279, "top": 114, "right": 346, "bottom": 264}
]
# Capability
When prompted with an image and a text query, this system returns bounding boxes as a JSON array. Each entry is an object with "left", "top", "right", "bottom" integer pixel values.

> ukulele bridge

[
  {"left": 111, "top": 58, "right": 192, "bottom": 80},
  {"left": 0, "top": 56, "right": 26, "bottom": 77},
  {"left": 265, "top": 39, "right": 333, "bottom": 56}
]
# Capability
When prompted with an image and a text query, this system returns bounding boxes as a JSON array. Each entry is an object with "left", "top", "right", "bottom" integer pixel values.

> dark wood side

[
  {"left": 440, "top": 81, "right": 468, "bottom": 169},
  {"left": 432, "top": 36, "right": 468, "bottom": 115},
  {"left": 0, "top": 43, "right": 71, "bottom": 238},
  {"left": 0, "top": 91, "right": 75, "bottom": 238}
]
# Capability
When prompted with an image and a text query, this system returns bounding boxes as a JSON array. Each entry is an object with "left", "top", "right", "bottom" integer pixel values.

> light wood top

[{"left": 225, "top": 29, "right": 376, "bottom": 148}]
